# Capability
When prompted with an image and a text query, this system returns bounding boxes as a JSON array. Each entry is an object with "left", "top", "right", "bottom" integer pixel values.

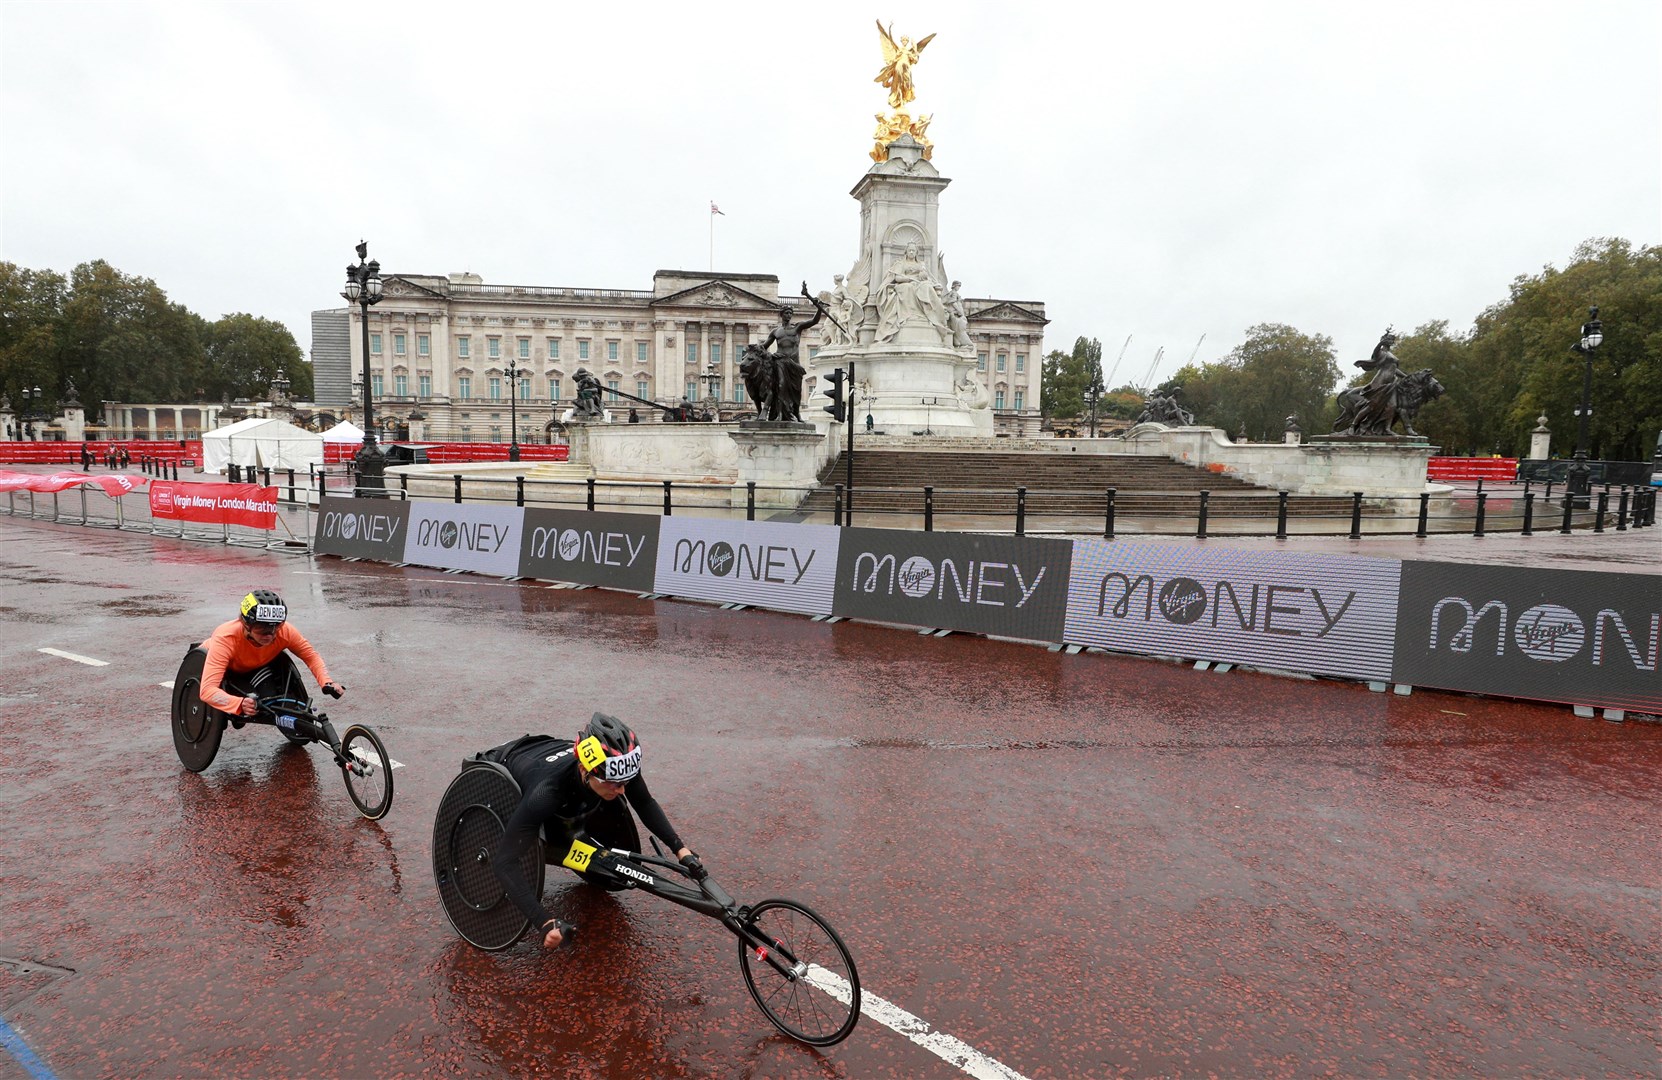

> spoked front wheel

[
  {"left": 738, "top": 899, "right": 861, "bottom": 1046},
  {"left": 338, "top": 724, "right": 393, "bottom": 820}
]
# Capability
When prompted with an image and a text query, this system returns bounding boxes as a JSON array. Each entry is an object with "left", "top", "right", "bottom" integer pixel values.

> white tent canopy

[
  {"left": 201, "top": 416, "right": 324, "bottom": 472},
  {"left": 320, "top": 420, "right": 364, "bottom": 444}
]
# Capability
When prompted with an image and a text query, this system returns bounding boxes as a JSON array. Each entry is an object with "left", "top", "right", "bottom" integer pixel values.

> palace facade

[{"left": 314, "top": 269, "right": 1047, "bottom": 442}]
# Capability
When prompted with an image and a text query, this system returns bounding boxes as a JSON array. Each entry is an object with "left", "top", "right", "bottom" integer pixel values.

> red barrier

[
  {"left": 0, "top": 440, "right": 202, "bottom": 465},
  {"left": 1427, "top": 457, "right": 1517, "bottom": 482},
  {"left": 322, "top": 442, "right": 570, "bottom": 465}
]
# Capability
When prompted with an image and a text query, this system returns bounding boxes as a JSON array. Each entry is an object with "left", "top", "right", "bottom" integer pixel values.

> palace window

[
  {"left": 1014, "top": 390, "right": 1024, "bottom": 410},
  {"left": 394, "top": 374, "right": 408, "bottom": 396},
  {"left": 637, "top": 342, "right": 649, "bottom": 363},
  {"left": 579, "top": 340, "right": 590, "bottom": 359},
  {"left": 489, "top": 377, "right": 502, "bottom": 401},
  {"left": 976, "top": 352, "right": 987, "bottom": 371},
  {"left": 996, "top": 353, "right": 1006, "bottom": 372},
  {"left": 637, "top": 379, "right": 649, "bottom": 399},
  {"left": 1015, "top": 353, "right": 1025, "bottom": 372},
  {"left": 686, "top": 380, "right": 698, "bottom": 400},
  {"left": 488, "top": 337, "right": 500, "bottom": 358},
  {"left": 995, "top": 390, "right": 1006, "bottom": 409},
  {"left": 549, "top": 378, "right": 560, "bottom": 400},
  {"left": 458, "top": 376, "right": 471, "bottom": 398},
  {"left": 548, "top": 339, "right": 559, "bottom": 359},
  {"left": 711, "top": 343, "right": 722, "bottom": 365},
  {"left": 606, "top": 378, "right": 620, "bottom": 401},
  {"left": 418, "top": 374, "right": 432, "bottom": 398},
  {"left": 393, "top": 334, "right": 406, "bottom": 355},
  {"left": 607, "top": 341, "right": 619, "bottom": 361},
  {"left": 418, "top": 334, "right": 430, "bottom": 356},
  {"left": 734, "top": 384, "right": 746, "bottom": 404},
  {"left": 371, "top": 374, "right": 383, "bottom": 396},
  {"left": 458, "top": 336, "right": 469, "bottom": 358},
  {"left": 519, "top": 338, "right": 530, "bottom": 359},
  {"left": 370, "top": 333, "right": 382, "bottom": 354},
  {"left": 686, "top": 342, "right": 698, "bottom": 364}
]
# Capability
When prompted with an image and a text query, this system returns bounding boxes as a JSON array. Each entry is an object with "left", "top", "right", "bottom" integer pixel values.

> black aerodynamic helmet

[
  {"left": 239, "top": 589, "right": 287, "bottom": 630},
  {"left": 575, "top": 712, "right": 641, "bottom": 784}
]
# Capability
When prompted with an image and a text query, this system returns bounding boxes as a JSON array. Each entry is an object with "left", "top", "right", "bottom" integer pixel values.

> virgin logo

[
  {"left": 154, "top": 485, "right": 175, "bottom": 511},
  {"left": 1429, "top": 596, "right": 1657, "bottom": 670}
]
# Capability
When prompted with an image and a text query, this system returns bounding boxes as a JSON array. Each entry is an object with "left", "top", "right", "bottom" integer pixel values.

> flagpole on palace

[{"left": 708, "top": 201, "right": 725, "bottom": 272}]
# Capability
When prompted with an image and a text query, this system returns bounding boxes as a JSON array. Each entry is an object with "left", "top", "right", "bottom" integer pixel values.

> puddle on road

[
  {"left": 848, "top": 735, "right": 1107, "bottom": 752},
  {"left": 0, "top": 606, "right": 68, "bottom": 624},
  {"left": 104, "top": 596, "right": 186, "bottom": 618}
]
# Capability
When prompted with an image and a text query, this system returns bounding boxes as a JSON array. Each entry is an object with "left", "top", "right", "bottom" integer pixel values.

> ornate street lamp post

[
  {"left": 505, "top": 356, "right": 522, "bottom": 461},
  {"left": 701, "top": 362, "right": 723, "bottom": 420},
  {"left": 341, "top": 241, "right": 386, "bottom": 496},
  {"left": 1566, "top": 305, "right": 1603, "bottom": 507},
  {"left": 18, "top": 385, "right": 47, "bottom": 440}
]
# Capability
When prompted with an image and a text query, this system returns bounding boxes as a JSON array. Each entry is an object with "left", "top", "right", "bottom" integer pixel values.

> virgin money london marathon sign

[
  {"left": 314, "top": 497, "right": 412, "bottom": 560},
  {"left": 833, "top": 528, "right": 1072, "bottom": 640},
  {"left": 1064, "top": 541, "right": 1401, "bottom": 681},
  {"left": 401, "top": 501, "right": 524, "bottom": 577},
  {"left": 519, "top": 508, "right": 660, "bottom": 592},
  {"left": 653, "top": 518, "right": 841, "bottom": 616},
  {"left": 1393, "top": 562, "right": 1661, "bottom": 713}
]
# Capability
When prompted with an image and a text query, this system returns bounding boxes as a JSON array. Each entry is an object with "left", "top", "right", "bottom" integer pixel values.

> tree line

[
  {"left": 1043, "top": 238, "right": 1662, "bottom": 460},
  {"left": 0, "top": 259, "right": 308, "bottom": 420}
]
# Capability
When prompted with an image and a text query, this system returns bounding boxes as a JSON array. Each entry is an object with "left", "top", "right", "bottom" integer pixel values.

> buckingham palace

[{"left": 312, "top": 268, "right": 1047, "bottom": 442}]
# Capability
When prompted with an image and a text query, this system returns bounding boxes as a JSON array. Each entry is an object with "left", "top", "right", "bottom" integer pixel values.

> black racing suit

[{"left": 490, "top": 735, "right": 685, "bottom": 931}]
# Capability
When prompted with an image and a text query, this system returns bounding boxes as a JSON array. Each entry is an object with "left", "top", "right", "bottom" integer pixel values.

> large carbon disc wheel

[
  {"left": 558, "top": 796, "right": 641, "bottom": 892},
  {"left": 339, "top": 724, "right": 394, "bottom": 820},
  {"left": 171, "top": 647, "right": 224, "bottom": 773},
  {"left": 432, "top": 763, "right": 542, "bottom": 951},
  {"left": 739, "top": 899, "right": 861, "bottom": 1047}
]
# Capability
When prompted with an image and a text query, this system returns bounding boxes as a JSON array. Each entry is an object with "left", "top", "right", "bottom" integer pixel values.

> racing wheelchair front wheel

[
  {"left": 171, "top": 646, "right": 224, "bottom": 773},
  {"left": 339, "top": 724, "right": 394, "bottom": 820},
  {"left": 738, "top": 899, "right": 862, "bottom": 1047},
  {"left": 433, "top": 761, "right": 543, "bottom": 951}
]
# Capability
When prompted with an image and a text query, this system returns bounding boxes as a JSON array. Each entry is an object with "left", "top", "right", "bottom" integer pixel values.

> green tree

[
  {"left": 1169, "top": 325, "right": 1338, "bottom": 439},
  {"left": 59, "top": 260, "right": 204, "bottom": 412},
  {"left": 1393, "top": 321, "right": 1471, "bottom": 452},
  {"left": 203, "top": 313, "right": 308, "bottom": 401},
  {"left": 1040, "top": 336, "right": 1102, "bottom": 419},
  {"left": 0, "top": 262, "right": 68, "bottom": 411}
]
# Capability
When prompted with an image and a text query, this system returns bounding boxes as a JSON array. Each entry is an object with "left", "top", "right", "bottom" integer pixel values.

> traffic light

[{"left": 822, "top": 367, "right": 847, "bottom": 422}]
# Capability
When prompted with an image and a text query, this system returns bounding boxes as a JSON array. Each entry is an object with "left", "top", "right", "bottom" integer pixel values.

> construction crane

[
  {"left": 1102, "top": 334, "right": 1133, "bottom": 390},
  {"left": 1185, "top": 333, "right": 1207, "bottom": 368},
  {"left": 1139, "top": 346, "right": 1165, "bottom": 392}
]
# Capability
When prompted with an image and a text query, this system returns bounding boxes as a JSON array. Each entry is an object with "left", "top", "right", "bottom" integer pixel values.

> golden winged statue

[{"left": 874, "top": 20, "right": 935, "bottom": 110}]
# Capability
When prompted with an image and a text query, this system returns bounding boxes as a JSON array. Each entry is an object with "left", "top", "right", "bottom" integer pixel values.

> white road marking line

[
  {"left": 349, "top": 746, "right": 404, "bottom": 771},
  {"left": 806, "top": 966, "right": 1031, "bottom": 1080},
  {"left": 38, "top": 648, "right": 109, "bottom": 667},
  {"left": 159, "top": 680, "right": 175, "bottom": 689}
]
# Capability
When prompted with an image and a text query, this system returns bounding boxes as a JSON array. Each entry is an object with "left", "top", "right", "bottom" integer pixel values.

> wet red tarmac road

[{"left": 2, "top": 515, "right": 1660, "bottom": 1078}]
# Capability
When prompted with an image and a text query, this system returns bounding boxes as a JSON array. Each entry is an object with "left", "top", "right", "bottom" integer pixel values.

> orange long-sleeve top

[{"left": 199, "top": 618, "right": 332, "bottom": 714}]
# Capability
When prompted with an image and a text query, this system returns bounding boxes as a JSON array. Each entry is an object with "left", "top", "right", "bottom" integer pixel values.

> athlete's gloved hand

[
  {"left": 542, "top": 918, "right": 575, "bottom": 949},
  {"left": 680, "top": 853, "right": 707, "bottom": 881},
  {"left": 322, "top": 682, "right": 344, "bottom": 699},
  {"left": 239, "top": 696, "right": 259, "bottom": 716}
]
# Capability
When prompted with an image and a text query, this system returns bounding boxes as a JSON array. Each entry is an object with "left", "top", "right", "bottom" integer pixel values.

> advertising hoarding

[
  {"left": 401, "top": 501, "right": 525, "bottom": 577},
  {"left": 1393, "top": 561, "right": 1660, "bottom": 712},
  {"left": 833, "top": 527, "right": 1073, "bottom": 640},
  {"left": 314, "top": 497, "right": 413, "bottom": 561},
  {"left": 519, "top": 508, "right": 661, "bottom": 592},
  {"left": 1064, "top": 540, "right": 1401, "bottom": 681},
  {"left": 653, "top": 518, "right": 841, "bottom": 616}
]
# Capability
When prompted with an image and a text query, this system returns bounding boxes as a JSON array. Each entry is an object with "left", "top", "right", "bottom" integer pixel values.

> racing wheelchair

[
  {"left": 170, "top": 645, "right": 394, "bottom": 820},
  {"left": 431, "top": 757, "right": 861, "bottom": 1046}
]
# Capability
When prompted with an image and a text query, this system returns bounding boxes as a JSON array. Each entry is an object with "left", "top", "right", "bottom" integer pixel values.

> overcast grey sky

[{"left": 3, "top": 0, "right": 1657, "bottom": 391}]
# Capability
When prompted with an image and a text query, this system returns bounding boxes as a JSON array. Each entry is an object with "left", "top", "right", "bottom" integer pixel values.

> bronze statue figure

[
  {"left": 572, "top": 368, "right": 604, "bottom": 419},
  {"left": 1331, "top": 329, "right": 1443, "bottom": 437},
  {"left": 742, "top": 284, "right": 825, "bottom": 422},
  {"left": 1137, "top": 384, "right": 1194, "bottom": 426}
]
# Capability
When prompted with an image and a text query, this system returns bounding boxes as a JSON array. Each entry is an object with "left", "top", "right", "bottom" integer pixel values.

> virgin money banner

[
  {"left": 520, "top": 508, "right": 660, "bottom": 592},
  {"left": 0, "top": 470, "right": 147, "bottom": 498},
  {"left": 149, "top": 481, "right": 277, "bottom": 529},
  {"left": 1064, "top": 540, "right": 1402, "bottom": 681},
  {"left": 834, "top": 528, "right": 1072, "bottom": 640},
  {"left": 401, "top": 501, "right": 525, "bottom": 577},
  {"left": 654, "top": 518, "right": 841, "bottom": 615},
  {"left": 1393, "top": 562, "right": 1661, "bottom": 713},
  {"left": 314, "top": 497, "right": 411, "bottom": 561}
]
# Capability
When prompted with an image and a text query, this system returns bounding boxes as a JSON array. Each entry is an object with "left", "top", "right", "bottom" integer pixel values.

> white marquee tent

[
  {"left": 201, "top": 416, "right": 324, "bottom": 473},
  {"left": 319, "top": 420, "right": 365, "bottom": 444}
]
